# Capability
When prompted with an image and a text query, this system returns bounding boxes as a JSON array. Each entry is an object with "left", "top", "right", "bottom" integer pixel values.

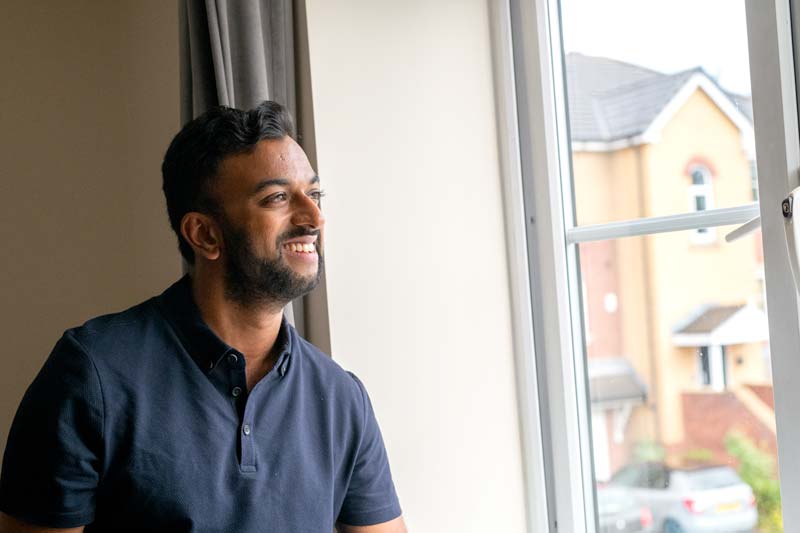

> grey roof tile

[{"left": 566, "top": 53, "right": 752, "bottom": 142}]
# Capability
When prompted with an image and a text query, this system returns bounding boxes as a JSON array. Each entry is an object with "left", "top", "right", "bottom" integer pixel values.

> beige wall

[
  {"left": 647, "top": 91, "right": 764, "bottom": 443},
  {"left": 303, "top": 0, "right": 527, "bottom": 531},
  {"left": 0, "top": 1, "right": 181, "bottom": 454}
]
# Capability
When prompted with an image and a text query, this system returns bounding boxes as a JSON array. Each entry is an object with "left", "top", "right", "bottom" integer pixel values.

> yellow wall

[
  {"left": 647, "top": 90, "right": 764, "bottom": 443},
  {"left": 0, "top": 2, "right": 181, "bottom": 455},
  {"left": 573, "top": 146, "right": 647, "bottom": 225}
]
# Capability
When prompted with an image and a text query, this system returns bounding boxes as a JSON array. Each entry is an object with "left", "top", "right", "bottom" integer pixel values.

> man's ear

[{"left": 180, "top": 212, "right": 222, "bottom": 261}]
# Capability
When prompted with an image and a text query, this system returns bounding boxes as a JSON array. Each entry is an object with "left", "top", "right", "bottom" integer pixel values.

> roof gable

[{"left": 566, "top": 54, "right": 753, "bottom": 152}]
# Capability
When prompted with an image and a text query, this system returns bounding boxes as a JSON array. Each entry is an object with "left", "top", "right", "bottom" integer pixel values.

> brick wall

[
  {"left": 745, "top": 383, "right": 774, "bottom": 410},
  {"left": 679, "top": 391, "right": 776, "bottom": 464}
]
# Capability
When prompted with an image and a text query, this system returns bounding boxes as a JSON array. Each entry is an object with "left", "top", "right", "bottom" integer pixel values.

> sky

[{"left": 559, "top": 0, "right": 752, "bottom": 94}]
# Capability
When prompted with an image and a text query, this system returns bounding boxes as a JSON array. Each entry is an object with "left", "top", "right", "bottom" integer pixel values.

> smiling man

[{"left": 0, "top": 101, "right": 405, "bottom": 532}]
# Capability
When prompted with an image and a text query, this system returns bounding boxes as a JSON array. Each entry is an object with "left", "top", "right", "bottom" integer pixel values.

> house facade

[{"left": 567, "top": 54, "right": 775, "bottom": 480}]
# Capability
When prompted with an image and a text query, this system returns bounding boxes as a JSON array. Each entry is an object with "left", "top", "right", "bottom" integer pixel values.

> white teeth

[{"left": 284, "top": 242, "right": 316, "bottom": 253}]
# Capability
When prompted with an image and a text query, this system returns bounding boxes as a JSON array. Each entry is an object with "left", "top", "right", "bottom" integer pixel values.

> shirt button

[
  {"left": 242, "top": 424, "right": 251, "bottom": 436},
  {"left": 227, "top": 353, "right": 238, "bottom": 365},
  {"left": 231, "top": 386, "right": 242, "bottom": 398},
  {"left": 207, "top": 360, "right": 214, "bottom": 371}
]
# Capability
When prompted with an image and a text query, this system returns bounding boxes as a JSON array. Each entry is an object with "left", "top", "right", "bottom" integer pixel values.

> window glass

[
  {"left": 578, "top": 228, "right": 781, "bottom": 527},
  {"left": 609, "top": 465, "right": 641, "bottom": 487},
  {"left": 561, "top": 0, "right": 756, "bottom": 226},
  {"left": 685, "top": 467, "right": 744, "bottom": 490},
  {"left": 555, "top": 2, "right": 782, "bottom": 528}
]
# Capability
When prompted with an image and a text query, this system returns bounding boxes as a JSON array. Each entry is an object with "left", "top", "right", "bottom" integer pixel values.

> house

[{"left": 566, "top": 54, "right": 774, "bottom": 479}]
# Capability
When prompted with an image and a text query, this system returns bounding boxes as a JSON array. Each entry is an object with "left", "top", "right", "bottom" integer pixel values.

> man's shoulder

[
  {"left": 292, "top": 333, "right": 368, "bottom": 406},
  {"left": 64, "top": 294, "right": 163, "bottom": 359}
]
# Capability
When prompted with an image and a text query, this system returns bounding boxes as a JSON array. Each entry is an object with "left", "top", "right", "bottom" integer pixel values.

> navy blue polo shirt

[{"left": 0, "top": 276, "right": 401, "bottom": 531}]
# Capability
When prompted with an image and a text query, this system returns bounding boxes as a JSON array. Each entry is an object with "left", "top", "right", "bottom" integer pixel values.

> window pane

[
  {"left": 579, "top": 226, "right": 780, "bottom": 531},
  {"left": 560, "top": 0, "right": 756, "bottom": 226},
  {"left": 695, "top": 196, "right": 707, "bottom": 212}
]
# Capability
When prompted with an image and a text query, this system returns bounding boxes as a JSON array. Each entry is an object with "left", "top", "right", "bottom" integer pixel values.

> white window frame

[
  {"left": 687, "top": 164, "right": 717, "bottom": 244},
  {"left": 492, "top": 0, "right": 800, "bottom": 531}
]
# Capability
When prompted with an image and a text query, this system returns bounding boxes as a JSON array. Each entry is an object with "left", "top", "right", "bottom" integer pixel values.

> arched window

[{"left": 688, "top": 165, "right": 715, "bottom": 243}]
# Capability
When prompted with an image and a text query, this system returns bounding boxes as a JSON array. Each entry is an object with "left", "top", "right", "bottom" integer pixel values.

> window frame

[
  {"left": 687, "top": 164, "right": 717, "bottom": 243},
  {"left": 494, "top": 0, "right": 800, "bottom": 531}
]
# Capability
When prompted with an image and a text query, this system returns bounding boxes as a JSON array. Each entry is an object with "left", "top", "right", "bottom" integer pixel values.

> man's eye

[
  {"left": 263, "top": 192, "right": 288, "bottom": 205},
  {"left": 308, "top": 190, "right": 326, "bottom": 203}
]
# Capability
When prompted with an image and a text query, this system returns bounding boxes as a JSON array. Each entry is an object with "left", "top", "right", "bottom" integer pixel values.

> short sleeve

[
  {"left": 0, "top": 331, "right": 103, "bottom": 528},
  {"left": 337, "top": 373, "right": 402, "bottom": 526}
]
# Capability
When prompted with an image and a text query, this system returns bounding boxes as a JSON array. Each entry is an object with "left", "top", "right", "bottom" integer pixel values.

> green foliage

[
  {"left": 633, "top": 440, "right": 665, "bottom": 462},
  {"left": 724, "top": 432, "right": 782, "bottom": 533},
  {"left": 682, "top": 447, "right": 714, "bottom": 464}
]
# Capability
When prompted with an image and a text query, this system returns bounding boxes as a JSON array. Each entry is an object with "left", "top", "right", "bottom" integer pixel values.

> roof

[
  {"left": 672, "top": 303, "right": 769, "bottom": 347},
  {"left": 675, "top": 305, "right": 741, "bottom": 334},
  {"left": 566, "top": 53, "right": 753, "bottom": 144},
  {"left": 587, "top": 357, "right": 647, "bottom": 406}
]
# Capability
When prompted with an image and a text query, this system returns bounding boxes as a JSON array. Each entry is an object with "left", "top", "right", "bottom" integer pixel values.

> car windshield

[{"left": 684, "top": 467, "right": 742, "bottom": 490}]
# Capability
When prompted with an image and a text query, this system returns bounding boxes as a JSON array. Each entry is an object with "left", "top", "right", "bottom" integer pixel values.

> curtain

[{"left": 179, "top": 0, "right": 306, "bottom": 332}]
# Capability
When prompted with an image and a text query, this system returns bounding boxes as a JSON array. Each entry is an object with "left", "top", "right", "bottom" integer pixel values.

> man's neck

[{"left": 190, "top": 272, "right": 284, "bottom": 389}]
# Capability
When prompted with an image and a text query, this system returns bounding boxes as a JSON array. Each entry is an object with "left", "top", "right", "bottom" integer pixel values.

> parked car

[
  {"left": 597, "top": 484, "right": 654, "bottom": 532},
  {"left": 607, "top": 462, "right": 757, "bottom": 532}
]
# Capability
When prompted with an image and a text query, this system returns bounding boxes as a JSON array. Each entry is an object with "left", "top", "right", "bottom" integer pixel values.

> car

[
  {"left": 596, "top": 484, "right": 654, "bottom": 532},
  {"left": 607, "top": 462, "right": 757, "bottom": 532}
]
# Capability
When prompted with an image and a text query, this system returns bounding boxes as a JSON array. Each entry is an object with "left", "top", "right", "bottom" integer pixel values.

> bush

[
  {"left": 682, "top": 447, "right": 714, "bottom": 465},
  {"left": 633, "top": 440, "right": 665, "bottom": 462},
  {"left": 724, "top": 432, "right": 782, "bottom": 533}
]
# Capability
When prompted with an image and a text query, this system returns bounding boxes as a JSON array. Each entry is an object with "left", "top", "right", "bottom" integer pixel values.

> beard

[{"left": 218, "top": 216, "right": 323, "bottom": 310}]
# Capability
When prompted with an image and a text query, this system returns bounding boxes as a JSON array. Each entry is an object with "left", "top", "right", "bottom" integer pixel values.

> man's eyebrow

[
  {"left": 251, "top": 175, "right": 321, "bottom": 196},
  {"left": 252, "top": 178, "right": 290, "bottom": 196}
]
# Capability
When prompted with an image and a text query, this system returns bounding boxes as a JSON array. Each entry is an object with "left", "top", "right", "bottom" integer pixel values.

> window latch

[
  {"left": 783, "top": 187, "right": 800, "bottom": 296},
  {"left": 725, "top": 215, "right": 761, "bottom": 243}
]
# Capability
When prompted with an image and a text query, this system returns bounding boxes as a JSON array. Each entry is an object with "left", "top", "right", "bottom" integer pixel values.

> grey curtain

[
  {"left": 180, "top": 0, "right": 295, "bottom": 118},
  {"left": 179, "top": 0, "right": 305, "bottom": 331}
]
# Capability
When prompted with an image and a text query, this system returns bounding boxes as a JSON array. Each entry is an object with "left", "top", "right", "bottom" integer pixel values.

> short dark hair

[{"left": 161, "top": 100, "right": 296, "bottom": 264}]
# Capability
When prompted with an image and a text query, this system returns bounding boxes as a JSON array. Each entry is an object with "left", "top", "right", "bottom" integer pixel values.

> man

[{"left": 0, "top": 101, "right": 405, "bottom": 532}]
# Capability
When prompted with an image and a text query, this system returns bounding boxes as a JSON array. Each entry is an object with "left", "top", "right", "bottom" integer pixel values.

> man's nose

[{"left": 291, "top": 193, "right": 325, "bottom": 229}]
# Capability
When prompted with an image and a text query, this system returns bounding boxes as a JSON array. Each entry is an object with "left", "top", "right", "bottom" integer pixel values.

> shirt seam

[
  {"left": 350, "top": 373, "right": 369, "bottom": 450},
  {"left": 64, "top": 330, "right": 107, "bottom": 486}
]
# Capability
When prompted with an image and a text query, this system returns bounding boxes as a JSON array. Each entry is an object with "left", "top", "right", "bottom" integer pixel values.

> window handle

[
  {"left": 725, "top": 215, "right": 761, "bottom": 243},
  {"left": 782, "top": 187, "right": 800, "bottom": 294}
]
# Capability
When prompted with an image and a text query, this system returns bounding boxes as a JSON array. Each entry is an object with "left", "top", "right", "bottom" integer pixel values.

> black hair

[{"left": 161, "top": 100, "right": 296, "bottom": 264}]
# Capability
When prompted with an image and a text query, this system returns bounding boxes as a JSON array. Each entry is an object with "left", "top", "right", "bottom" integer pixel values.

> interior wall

[
  {"left": 304, "top": 1, "right": 528, "bottom": 531},
  {"left": 0, "top": 1, "right": 181, "bottom": 454}
]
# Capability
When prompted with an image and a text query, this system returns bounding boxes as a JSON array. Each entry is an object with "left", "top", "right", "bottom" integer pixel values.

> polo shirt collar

[{"left": 157, "top": 275, "right": 294, "bottom": 377}]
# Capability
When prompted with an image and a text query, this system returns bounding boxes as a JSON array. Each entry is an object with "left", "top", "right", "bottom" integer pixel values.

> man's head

[{"left": 161, "top": 101, "right": 324, "bottom": 309}]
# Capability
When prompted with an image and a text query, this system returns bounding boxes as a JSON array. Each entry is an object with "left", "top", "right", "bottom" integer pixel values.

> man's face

[{"left": 211, "top": 136, "right": 325, "bottom": 309}]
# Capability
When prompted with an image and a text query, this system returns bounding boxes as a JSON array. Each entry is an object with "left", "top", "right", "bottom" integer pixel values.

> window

[
  {"left": 698, "top": 345, "right": 728, "bottom": 391},
  {"left": 688, "top": 165, "right": 715, "bottom": 242},
  {"left": 499, "top": 0, "right": 800, "bottom": 531}
]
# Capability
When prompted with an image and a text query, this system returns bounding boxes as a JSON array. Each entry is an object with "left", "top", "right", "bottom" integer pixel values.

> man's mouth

[{"left": 282, "top": 242, "right": 317, "bottom": 254}]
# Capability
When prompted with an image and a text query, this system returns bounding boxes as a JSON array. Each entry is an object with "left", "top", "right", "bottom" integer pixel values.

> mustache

[{"left": 278, "top": 228, "right": 321, "bottom": 245}]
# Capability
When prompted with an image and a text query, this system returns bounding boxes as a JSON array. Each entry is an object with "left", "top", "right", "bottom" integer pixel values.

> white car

[
  {"left": 608, "top": 462, "right": 757, "bottom": 532},
  {"left": 597, "top": 484, "right": 654, "bottom": 532}
]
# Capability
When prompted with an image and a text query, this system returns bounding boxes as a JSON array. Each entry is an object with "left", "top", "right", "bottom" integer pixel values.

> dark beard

[{"left": 219, "top": 217, "right": 323, "bottom": 310}]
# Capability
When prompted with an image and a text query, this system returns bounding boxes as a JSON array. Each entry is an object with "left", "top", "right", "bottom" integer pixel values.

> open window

[{"left": 498, "top": 0, "right": 800, "bottom": 530}]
